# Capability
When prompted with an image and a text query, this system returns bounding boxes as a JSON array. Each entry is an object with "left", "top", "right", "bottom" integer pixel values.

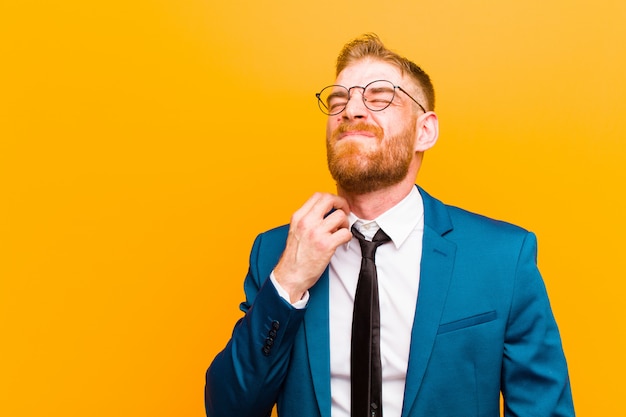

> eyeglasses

[{"left": 315, "top": 79, "right": 426, "bottom": 116}]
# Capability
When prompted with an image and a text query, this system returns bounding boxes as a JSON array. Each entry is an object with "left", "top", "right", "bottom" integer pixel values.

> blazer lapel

[
  {"left": 304, "top": 269, "right": 332, "bottom": 417},
  {"left": 401, "top": 187, "right": 456, "bottom": 417}
]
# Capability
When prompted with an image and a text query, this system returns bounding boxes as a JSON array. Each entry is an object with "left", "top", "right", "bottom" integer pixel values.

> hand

[{"left": 274, "top": 193, "right": 352, "bottom": 303}]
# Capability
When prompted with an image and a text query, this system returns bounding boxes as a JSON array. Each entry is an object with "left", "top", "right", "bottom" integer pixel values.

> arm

[
  {"left": 205, "top": 193, "right": 351, "bottom": 417},
  {"left": 205, "top": 231, "right": 307, "bottom": 417},
  {"left": 501, "top": 232, "right": 575, "bottom": 416}
]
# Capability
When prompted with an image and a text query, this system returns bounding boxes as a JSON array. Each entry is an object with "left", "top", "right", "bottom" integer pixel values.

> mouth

[
  {"left": 330, "top": 122, "right": 384, "bottom": 144},
  {"left": 338, "top": 130, "right": 377, "bottom": 140}
]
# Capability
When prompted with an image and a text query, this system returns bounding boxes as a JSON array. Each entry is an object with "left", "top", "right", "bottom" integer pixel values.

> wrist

[{"left": 270, "top": 271, "right": 308, "bottom": 306}]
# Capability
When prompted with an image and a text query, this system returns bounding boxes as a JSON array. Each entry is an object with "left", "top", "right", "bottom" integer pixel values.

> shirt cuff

[{"left": 270, "top": 271, "right": 309, "bottom": 309}]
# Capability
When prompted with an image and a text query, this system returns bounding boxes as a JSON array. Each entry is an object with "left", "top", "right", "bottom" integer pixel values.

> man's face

[{"left": 326, "top": 59, "right": 421, "bottom": 194}]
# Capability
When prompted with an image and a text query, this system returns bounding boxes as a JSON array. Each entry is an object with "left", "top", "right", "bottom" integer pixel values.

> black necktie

[{"left": 351, "top": 225, "right": 391, "bottom": 417}]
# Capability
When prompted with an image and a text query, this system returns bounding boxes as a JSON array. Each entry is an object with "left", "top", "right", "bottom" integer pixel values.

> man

[{"left": 205, "top": 34, "right": 574, "bottom": 417}]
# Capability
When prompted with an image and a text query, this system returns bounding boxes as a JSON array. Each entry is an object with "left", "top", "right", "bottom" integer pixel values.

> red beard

[{"left": 326, "top": 121, "right": 416, "bottom": 194}]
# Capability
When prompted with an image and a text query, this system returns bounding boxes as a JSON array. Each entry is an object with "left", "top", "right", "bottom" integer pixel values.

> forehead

[{"left": 335, "top": 59, "right": 405, "bottom": 87}]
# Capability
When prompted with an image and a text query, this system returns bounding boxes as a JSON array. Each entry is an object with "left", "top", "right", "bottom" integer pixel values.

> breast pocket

[{"left": 437, "top": 310, "right": 497, "bottom": 335}]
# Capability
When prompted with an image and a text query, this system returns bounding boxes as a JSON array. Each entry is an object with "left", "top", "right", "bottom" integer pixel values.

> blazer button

[
  {"left": 262, "top": 345, "right": 271, "bottom": 356},
  {"left": 271, "top": 320, "right": 280, "bottom": 330},
  {"left": 265, "top": 337, "right": 274, "bottom": 347},
  {"left": 269, "top": 329, "right": 277, "bottom": 338}
]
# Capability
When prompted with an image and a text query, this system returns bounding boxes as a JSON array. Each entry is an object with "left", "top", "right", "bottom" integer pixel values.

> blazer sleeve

[
  {"left": 205, "top": 231, "right": 306, "bottom": 417},
  {"left": 501, "top": 232, "right": 575, "bottom": 416}
]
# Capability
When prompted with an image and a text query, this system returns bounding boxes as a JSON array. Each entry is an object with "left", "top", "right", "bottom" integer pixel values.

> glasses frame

[{"left": 315, "top": 79, "right": 427, "bottom": 116}]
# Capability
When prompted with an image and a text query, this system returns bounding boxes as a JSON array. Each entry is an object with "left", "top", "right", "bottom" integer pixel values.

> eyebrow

[{"left": 326, "top": 90, "right": 349, "bottom": 103}]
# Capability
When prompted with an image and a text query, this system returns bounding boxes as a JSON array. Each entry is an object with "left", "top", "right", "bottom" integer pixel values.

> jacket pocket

[{"left": 437, "top": 310, "right": 497, "bottom": 335}]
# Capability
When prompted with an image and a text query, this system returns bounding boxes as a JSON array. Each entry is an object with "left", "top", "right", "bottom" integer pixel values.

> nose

[{"left": 342, "top": 88, "right": 368, "bottom": 120}]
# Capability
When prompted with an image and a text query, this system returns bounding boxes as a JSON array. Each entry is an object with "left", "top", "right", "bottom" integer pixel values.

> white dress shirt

[
  {"left": 329, "top": 187, "right": 423, "bottom": 417},
  {"left": 272, "top": 186, "right": 424, "bottom": 417}
]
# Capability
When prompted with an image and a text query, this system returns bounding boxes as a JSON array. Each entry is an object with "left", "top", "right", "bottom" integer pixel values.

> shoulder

[
  {"left": 418, "top": 186, "right": 534, "bottom": 248},
  {"left": 254, "top": 224, "right": 289, "bottom": 248},
  {"left": 446, "top": 204, "right": 536, "bottom": 257},
  {"left": 446, "top": 204, "right": 529, "bottom": 236}
]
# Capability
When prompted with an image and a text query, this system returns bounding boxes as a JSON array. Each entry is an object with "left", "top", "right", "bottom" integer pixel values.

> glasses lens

[
  {"left": 363, "top": 80, "right": 396, "bottom": 111},
  {"left": 317, "top": 85, "right": 349, "bottom": 115}
]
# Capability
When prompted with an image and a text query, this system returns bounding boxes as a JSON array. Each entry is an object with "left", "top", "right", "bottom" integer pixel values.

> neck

[
  {"left": 337, "top": 151, "right": 424, "bottom": 220},
  {"left": 338, "top": 176, "right": 416, "bottom": 220}
]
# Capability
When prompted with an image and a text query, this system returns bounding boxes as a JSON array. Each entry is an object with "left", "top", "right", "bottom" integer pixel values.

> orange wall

[{"left": 1, "top": 1, "right": 625, "bottom": 416}]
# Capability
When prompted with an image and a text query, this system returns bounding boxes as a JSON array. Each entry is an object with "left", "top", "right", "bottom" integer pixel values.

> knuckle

[
  {"left": 313, "top": 238, "right": 329, "bottom": 253},
  {"left": 327, "top": 209, "right": 346, "bottom": 225},
  {"left": 298, "top": 216, "right": 315, "bottom": 231}
]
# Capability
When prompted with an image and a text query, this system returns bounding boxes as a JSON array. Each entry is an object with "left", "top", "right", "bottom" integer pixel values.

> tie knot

[{"left": 351, "top": 225, "right": 391, "bottom": 260}]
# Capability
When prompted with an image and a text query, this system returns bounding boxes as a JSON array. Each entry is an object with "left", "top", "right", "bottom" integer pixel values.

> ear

[{"left": 414, "top": 111, "right": 439, "bottom": 152}]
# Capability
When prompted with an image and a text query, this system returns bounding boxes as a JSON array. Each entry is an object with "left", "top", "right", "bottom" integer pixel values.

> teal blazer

[{"left": 205, "top": 186, "right": 574, "bottom": 417}]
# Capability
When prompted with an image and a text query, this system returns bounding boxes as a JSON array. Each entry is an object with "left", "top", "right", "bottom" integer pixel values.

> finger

[
  {"left": 327, "top": 226, "right": 353, "bottom": 248},
  {"left": 308, "top": 193, "right": 350, "bottom": 219},
  {"left": 290, "top": 192, "right": 324, "bottom": 225},
  {"left": 330, "top": 195, "right": 350, "bottom": 216},
  {"left": 321, "top": 208, "right": 349, "bottom": 233}
]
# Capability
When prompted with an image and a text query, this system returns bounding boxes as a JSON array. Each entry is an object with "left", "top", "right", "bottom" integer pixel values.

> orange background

[{"left": 1, "top": 1, "right": 625, "bottom": 416}]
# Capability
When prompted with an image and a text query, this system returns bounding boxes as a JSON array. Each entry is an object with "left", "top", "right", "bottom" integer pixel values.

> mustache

[{"left": 331, "top": 122, "right": 384, "bottom": 141}]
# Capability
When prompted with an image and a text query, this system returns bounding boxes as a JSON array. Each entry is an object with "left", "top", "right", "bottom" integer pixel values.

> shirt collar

[{"left": 347, "top": 186, "right": 424, "bottom": 249}]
